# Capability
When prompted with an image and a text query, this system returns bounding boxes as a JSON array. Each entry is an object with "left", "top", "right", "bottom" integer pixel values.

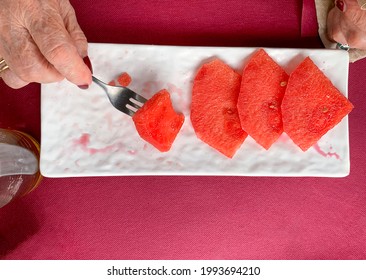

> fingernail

[
  {"left": 336, "top": 0, "right": 345, "bottom": 12},
  {"left": 78, "top": 84, "right": 89, "bottom": 90},
  {"left": 83, "top": 56, "right": 93, "bottom": 73}
]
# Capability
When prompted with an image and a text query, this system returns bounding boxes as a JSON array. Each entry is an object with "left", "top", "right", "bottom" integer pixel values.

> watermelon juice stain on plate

[
  {"left": 128, "top": 149, "right": 138, "bottom": 155},
  {"left": 142, "top": 81, "right": 165, "bottom": 96},
  {"left": 73, "top": 133, "right": 125, "bottom": 155},
  {"left": 166, "top": 83, "right": 183, "bottom": 96},
  {"left": 313, "top": 143, "right": 340, "bottom": 160}
]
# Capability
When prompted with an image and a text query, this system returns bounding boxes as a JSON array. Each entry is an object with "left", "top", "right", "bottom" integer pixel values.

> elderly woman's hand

[
  {"left": 327, "top": 0, "right": 366, "bottom": 49},
  {"left": 0, "top": 0, "right": 92, "bottom": 89}
]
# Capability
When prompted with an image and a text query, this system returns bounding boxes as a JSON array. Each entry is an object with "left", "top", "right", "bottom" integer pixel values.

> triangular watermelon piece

[
  {"left": 237, "top": 49, "right": 289, "bottom": 149},
  {"left": 132, "top": 89, "right": 184, "bottom": 152},
  {"left": 191, "top": 58, "right": 247, "bottom": 158},
  {"left": 281, "top": 57, "right": 353, "bottom": 151}
]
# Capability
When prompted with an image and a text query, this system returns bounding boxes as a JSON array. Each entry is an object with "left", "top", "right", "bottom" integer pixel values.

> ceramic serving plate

[{"left": 40, "top": 43, "right": 350, "bottom": 177}]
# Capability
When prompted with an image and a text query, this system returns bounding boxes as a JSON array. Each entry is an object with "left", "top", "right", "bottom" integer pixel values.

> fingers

[
  {"left": 0, "top": 28, "right": 64, "bottom": 84},
  {"left": 0, "top": 0, "right": 91, "bottom": 89},
  {"left": 328, "top": 18, "right": 366, "bottom": 49},
  {"left": 327, "top": 9, "right": 348, "bottom": 45},
  {"left": 327, "top": 3, "right": 366, "bottom": 49},
  {"left": 0, "top": 67, "right": 29, "bottom": 89},
  {"left": 60, "top": 2, "right": 88, "bottom": 59},
  {"left": 327, "top": 8, "right": 346, "bottom": 44},
  {"left": 25, "top": 3, "right": 92, "bottom": 87}
]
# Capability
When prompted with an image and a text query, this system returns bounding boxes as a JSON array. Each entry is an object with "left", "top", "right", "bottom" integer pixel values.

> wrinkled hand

[
  {"left": 327, "top": 0, "right": 366, "bottom": 49},
  {"left": 0, "top": 0, "right": 92, "bottom": 89}
]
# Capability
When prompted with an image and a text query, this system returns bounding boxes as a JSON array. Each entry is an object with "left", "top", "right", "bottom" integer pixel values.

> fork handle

[{"left": 92, "top": 76, "right": 108, "bottom": 91}]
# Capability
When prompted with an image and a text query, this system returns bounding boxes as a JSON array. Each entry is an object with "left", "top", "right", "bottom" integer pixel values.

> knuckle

[
  {"left": 14, "top": 60, "right": 43, "bottom": 82},
  {"left": 29, "top": 15, "right": 77, "bottom": 64},
  {"left": 44, "top": 44, "right": 84, "bottom": 81},
  {"left": 29, "top": 14, "right": 57, "bottom": 37},
  {"left": 74, "top": 37, "right": 88, "bottom": 57},
  {"left": 348, "top": 10, "right": 364, "bottom": 25},
  {"left": 73, "top": 31, "right": 88, "bottom": 45},
  {"left": 12, "top": 57, "right": 62, "bottom": 83},
  {"left": 45, "top": 43, "right": 74, "bottom": 65},
  {"left": 64, "top": 4, "right": 77, "bottom": 20}
]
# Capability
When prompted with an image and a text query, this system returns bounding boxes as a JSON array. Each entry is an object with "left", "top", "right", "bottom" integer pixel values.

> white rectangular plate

[{"left": 40, "top": 43, "right": 350, "bottom": 177}]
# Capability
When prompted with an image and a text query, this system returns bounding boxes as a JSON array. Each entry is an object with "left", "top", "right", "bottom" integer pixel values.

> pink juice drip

[
  {"left": 167, "top": 83, "right": 183, "bottom": 97},
  {"left": 75, "top": 133, "right": 90, "bottom": 146},
  {"left": 73, "top": 133, "right": 121, "bottom": 155},
  {"left": 128, "top": 149, "right": 137, "bottom": 155},
  {"left": 313, "top": 143, "right": 340, "bottom": 160}
]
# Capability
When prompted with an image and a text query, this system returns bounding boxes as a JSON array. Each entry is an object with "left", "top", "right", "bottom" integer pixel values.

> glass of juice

[{"left": 0, "top": 128, "right": 42, "bottom": 208}]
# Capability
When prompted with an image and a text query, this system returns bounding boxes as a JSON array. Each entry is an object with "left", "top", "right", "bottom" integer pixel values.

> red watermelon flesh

[
  {"left": 132, "top": 89, "right": 184, "bottom": 152},
  {"left": 108, "top": 72, "right": 132, "bottom": 87},
  {"left": 237, "top": 49, "right": 289, "bottom": 149},
  {"left": 117, "top": 72, "right": 132, "bottom": 87},
  {"left": 281, "top": 57, "right": 353, "bottom": 151},
  {"left": 191, "top": 59, "right": 247, "bottom": 158}
]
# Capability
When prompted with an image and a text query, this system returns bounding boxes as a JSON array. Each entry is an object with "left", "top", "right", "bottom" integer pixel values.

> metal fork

[{"left": 92, "top": 76, "right": 147, "bottom": 116}]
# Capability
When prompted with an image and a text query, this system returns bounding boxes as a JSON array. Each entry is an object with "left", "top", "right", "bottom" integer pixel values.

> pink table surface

[{"left": 1, "top": 0, "right": 366, "bottom": 260}]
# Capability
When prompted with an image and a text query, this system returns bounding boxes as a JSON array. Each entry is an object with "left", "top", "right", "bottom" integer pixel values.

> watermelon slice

[
  {"left": 132, "top": 89, "right": 184, "bottom": 152},
  {"left": 237, "top": 49, "right": 289, "bottom": 149},
  {"left": 281, "top": 57, "right": 353, "bottom": 151},
  {"left": 191, "top": 58, "right": 247, "bottom": 158}
]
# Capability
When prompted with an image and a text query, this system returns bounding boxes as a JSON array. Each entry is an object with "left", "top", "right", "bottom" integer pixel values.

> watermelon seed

[
  {"left": 280, "top": 81, "right": 287, "bottom": 87},
  {"left": 322, "top": 106, "right": 329, "bottom": 113},
  {"left": 268, "top": 102, "right": 277, "bottom": 110},
  {"left": 223, "top": 108, "right": 234, "bottom": 115}
]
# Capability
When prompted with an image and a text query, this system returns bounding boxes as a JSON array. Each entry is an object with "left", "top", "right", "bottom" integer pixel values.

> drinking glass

[{"left": 0, "top": 128, "right": 42, "bottom": 208}]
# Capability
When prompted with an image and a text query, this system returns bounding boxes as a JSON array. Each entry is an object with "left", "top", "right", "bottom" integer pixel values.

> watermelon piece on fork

[{"left": 133, "top": 89, "right": 184, "bottom": 152}]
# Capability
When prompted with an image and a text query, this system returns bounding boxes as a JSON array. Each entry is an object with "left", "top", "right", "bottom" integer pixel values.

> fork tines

[
  {"left": 123, "top": 89, "right": 147, "bottom": 116},
  {"left": 92, "top": 75, "right": 148, "bottom": 117}
]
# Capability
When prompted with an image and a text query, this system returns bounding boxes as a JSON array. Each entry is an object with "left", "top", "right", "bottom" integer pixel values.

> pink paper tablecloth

[{"left": 1, "top": 0, "right": 366, "bottom": 260}]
